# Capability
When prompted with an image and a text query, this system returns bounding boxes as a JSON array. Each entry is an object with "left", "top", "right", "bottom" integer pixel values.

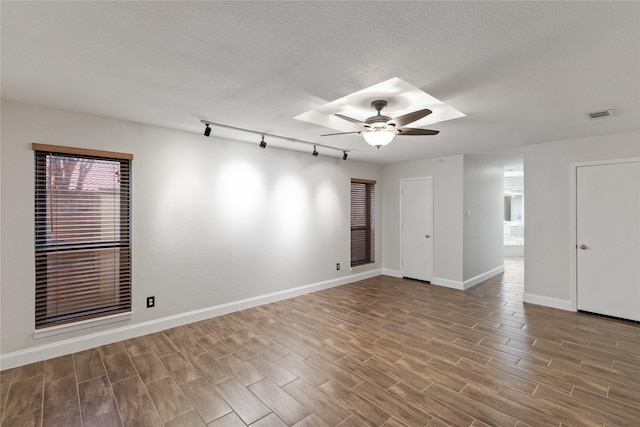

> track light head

[
  {"left": 312, "top": 146, "right": 319, "bottom": 157},
  {"left": 342, "top": 151, "right": 348, "bottom": 160},
  {"left": 203, "top": 123, "right": 211, "bottom": 137},
  {"left": 259, "top": 136, "right": 267, "bottom": 149}
]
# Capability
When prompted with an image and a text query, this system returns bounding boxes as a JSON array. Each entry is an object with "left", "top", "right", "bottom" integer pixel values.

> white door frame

[
  {"left": 400, "top": 176, "right": 434, "bottom": 281},
  {"left": 569, "top": 157, "right": 640, "bottom": 312}
]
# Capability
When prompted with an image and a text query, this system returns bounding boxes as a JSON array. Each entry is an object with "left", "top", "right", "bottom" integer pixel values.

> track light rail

[{"left": 200, "top": 120, "right": 349, "bottom": 154}]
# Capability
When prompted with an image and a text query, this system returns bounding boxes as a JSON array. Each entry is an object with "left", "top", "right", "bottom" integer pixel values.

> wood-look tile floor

[{"left": 2, "top": 257, "right": 639, "bottom": 427}]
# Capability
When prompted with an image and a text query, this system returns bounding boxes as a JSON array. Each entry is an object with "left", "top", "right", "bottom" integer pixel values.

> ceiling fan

[{"left": 321, "top": 100, "right": 439, "bottom": 148}]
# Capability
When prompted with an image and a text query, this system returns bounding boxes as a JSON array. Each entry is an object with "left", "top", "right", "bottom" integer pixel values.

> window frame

[
  {"left": 350, "top": 178, "right": 376, "bottom": 267},
  {"left": 33, "top": 144, "right": 133, "bottom": 330}
]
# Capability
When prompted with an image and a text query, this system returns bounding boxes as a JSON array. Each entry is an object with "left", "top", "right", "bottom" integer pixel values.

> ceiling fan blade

[
  {"left": 334, "top": 113, "right": 367, "bottom": 127},
  {"left": 396, "top": 127, "right": 440, "bottom": 136},
  {"left": 320, "top": 131, "right": 362, "bottom": 137},
  {"left": 390, "top": 108, "right": 432, "bottom": 127}
]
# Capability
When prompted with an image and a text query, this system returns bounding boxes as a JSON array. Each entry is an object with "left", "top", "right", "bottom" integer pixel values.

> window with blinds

[
  {"left": 33, "top": 144, "right": 132, "bottom": 329},
  {"left": 351, "top": 179, "right": 375, "bottom": 267}
]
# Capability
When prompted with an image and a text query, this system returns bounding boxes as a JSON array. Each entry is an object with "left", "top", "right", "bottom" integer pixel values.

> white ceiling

[{"left": 2, "top": 1, "right": 638, "bottom": 164}]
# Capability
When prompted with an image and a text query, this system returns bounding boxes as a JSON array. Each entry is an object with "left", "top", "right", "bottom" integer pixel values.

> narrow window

[
  {"left": 34, "top": 144, "right": 132, "bottom": 329},
  {"left": 351, "top": 179, "right": 375, "bottom": 267}
]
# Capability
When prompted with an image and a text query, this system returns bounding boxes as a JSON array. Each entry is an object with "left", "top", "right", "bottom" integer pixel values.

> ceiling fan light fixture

[
  {"left": 362, "top": 129, "right": 395, "bottom": 148},
  {"left": 370, "top": 120, "right": 387, "bottom": 130}
]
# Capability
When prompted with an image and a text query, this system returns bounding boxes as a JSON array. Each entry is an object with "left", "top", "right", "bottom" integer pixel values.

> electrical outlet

[
  {"left": 336, "top": 263, "right": 341, "bottom": 271},
  {"left": 146, "top": 296, "right": 155, "bottom": 308}
]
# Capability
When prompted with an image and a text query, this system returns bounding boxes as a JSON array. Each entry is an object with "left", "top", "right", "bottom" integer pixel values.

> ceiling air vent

[{"left": 586, "top": 109, "right": 614, "bottom": 120}]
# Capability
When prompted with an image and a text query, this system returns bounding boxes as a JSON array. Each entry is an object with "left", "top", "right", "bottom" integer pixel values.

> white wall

[
  {"left": 0, "top": 100, "right": 382, "bottom": 367},
  {"left": 381, "top": 155, "right": 504, "bottom": 289},
  {"left": 381, "top": 155, "right": 465, "bottom": 284},
  {"left": 462, "top": 155, "right": 504, "bottom": 282},
  {"left": 504, "top": 175, "right": 524, "bottom": 191},
  {"left": 523, "top": 130, "right": 640, "bottom": 310}
]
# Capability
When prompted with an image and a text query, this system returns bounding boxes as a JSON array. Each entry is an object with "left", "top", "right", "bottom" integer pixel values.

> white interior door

[
  {"left": 401, "top": 178, "right": 433, "bottom": 282},
  {"left": 576, "top": 161, "right": 640, "bottom": 321}
]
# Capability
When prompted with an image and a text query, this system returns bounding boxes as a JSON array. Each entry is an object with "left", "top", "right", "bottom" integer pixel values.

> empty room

[{"left": 1, "top": 2, "right": 639, "bottom": 427}]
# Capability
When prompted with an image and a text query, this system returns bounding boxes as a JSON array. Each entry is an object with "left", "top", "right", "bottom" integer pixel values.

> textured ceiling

[{"left": 2, "top": 1, "right": 639, "bottom": 164}]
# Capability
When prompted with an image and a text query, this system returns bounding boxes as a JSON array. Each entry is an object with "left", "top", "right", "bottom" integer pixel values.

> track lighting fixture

[{"left": 199, "top": 120, "right": 349, "bottom": 160}]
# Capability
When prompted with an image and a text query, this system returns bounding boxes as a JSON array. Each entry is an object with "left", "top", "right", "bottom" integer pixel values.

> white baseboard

[
  {"left": 462, "top": 265, "right": 505, "bottom": 290},
  {"left": 523, "top": 293, "right": 574, "bottom": 312},
  {"left": 0, "top": 269, "right": 382, "bottom": 370},
  {"left": 431, "top": 276, "right": 464, "bottom": 290},
  {"left": 431, "top": 265, "right": 504, "bottom": 290},
  {"left": 381, "top": 268, "right": 402, "bottom": 278}
]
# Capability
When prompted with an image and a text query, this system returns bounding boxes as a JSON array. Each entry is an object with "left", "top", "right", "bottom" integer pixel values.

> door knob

[
  {"left": 579, "top": 244, "right": 587, "bottom": 250},
  {"left": 425, "top": 234, "right": 431, "bottom": 238}
]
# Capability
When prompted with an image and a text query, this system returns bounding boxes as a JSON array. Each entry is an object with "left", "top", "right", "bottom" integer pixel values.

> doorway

[
  {"left": 575, "top": 159, "right": 640, "bottom": 321},
  {"left": 504, "top": 168, "right": 524, "bottom": 256},
  {"left": 401, "top": 177, "right": 433, "bottom": 282}
]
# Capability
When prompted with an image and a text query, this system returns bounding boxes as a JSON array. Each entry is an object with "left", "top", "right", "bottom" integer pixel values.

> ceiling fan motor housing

[{"left": 367, "top": 100, "right": 393, "bottom": 129}]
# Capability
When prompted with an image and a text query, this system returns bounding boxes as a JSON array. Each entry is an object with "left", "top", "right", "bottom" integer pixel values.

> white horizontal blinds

[
  {"left": 351, "top": 179, "right": 375, "bottom": 267},
  {"left": 33, "top": 144, "right": 132, "bottom": 329}
]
